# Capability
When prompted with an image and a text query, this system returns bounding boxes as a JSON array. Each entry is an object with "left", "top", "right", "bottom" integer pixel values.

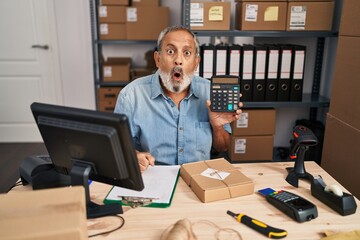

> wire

[
  {"left": 7, "top": 179, "right": 23, "bottom": 192},
  {"left": 88, "top": 215, "right": 125, "bottom": 238}
]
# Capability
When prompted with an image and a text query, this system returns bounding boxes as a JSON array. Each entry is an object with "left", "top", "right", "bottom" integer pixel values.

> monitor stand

[{"left": 70, "top": 161, "right": 123, "bottom": 219}]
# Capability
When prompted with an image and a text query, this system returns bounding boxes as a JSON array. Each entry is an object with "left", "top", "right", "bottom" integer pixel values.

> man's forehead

[{"left": 163, "top": 30, "right": 195, "bottom": 48}]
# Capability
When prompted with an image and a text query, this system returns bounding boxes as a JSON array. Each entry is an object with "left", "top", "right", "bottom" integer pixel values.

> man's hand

[
  {"left": 206, "top": 100, "right": 243, "bottom": 129},
  {"left": 136, "top": 151, "right": 155, "bottom": 172}
]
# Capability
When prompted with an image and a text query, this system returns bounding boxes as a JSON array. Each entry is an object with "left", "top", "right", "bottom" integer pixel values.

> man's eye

[
  {"left": 167, "top": 49, "right": 175, "bottom": 55},
  {"left": 184, "top": 50, "right": 191, "bottom": 56}
]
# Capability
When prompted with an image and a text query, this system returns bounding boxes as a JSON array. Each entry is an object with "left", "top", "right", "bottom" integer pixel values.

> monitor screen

[{"left": 31, "top": 102, "right": 144, "bottom": 218}]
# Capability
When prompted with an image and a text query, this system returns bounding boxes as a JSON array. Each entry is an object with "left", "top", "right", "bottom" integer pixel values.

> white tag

[
  {"left": 290, "top": 6, "right": 307, "bottom": 30},
  {"left": 201, "top": 168, "right": 230, "bottom": 180},
  {"left": 127, "top": 8, "right": 138, "bottom": 22},
  {"left": 104, "top": 66, "right": 112, "bottom": 77},
  {"left": 234, "top": 139, "right": 246, "bottom": 154},
  {"left": 236, "top": 112, "right": 249, "bottom": 128},
  {"left": 99, "top": 6, "right": 108, "bottom": 17},
  {"left": 190, "top": 3, "right": 204, "bottom": 27},
  {"left": 100, "top": 24, "right": 109, "bottom": 35},
  {"left": 245, "top": 4, "right": 258, "bottom": 22}
]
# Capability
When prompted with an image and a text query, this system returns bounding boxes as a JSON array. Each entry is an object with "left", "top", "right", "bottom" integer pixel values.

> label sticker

[
  {"left": 99, "top": 6, "right": 108, "bottom": 18},
  {"left": 190, "top": 3, "right": 204, "bottom": 27},
  {"left": 100, "top": 24, "right": 109, "bottom": 35},
  {"left": 236, "top": 112, "right": 249, "bottom": 128},
  {"left": 127, "top": 8, "right": 138, "bottom": 22},
  {"left": 201, "top": 168, "right": 230, "bottom": 180},
  {"left": 245, "top": 4, "right": 258, "bottom": 22},
  {"left": 209, "top": 6, "right": 223, "bottom": 21},
  {"left": 290, "top": 6, "right": 307, "bottom": 30},
  {"left": 234, "top": 139, "right": 246, "bottom": 154},
  {"left": 104, "top": 66, "right": 112, "bottom": 77}
]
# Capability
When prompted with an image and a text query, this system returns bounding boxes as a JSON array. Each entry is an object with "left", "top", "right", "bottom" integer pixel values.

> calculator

[
  {"left": 210, "top": 75, "right": 240, "bottom": 112},
  {"left": 260, "top": 189, "right": 318, "bottom": 223}
]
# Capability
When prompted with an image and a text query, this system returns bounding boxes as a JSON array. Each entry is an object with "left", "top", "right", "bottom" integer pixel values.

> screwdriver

[{"left": 227, "top": 210, "right": 287, "bottom": 239}]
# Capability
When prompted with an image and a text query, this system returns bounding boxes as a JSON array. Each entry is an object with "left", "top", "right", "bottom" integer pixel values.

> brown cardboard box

[
  {"left": 231, "top": 109, "right": 276, "bottom": 136},
  {"left": 102, "top": 57, "right": 131, "bottom": 82},
  {"left": 339, "top": 0, "right": 360, "bottom": 37},
  {"left": 235, "top": 2, "right": 287, "bottom": 31},
  {"left": 180, "top": 158, "right": 254, "bottom": 203},
  {"left": 0, "top": 186, "right": 87, "bottom": 240},
  {"left": 329, "top": 36, "right": 360, "bottom": 130},
  {"left": 100, "top": 0, "right": 129, "bottom": 5},
  {"left": 97, "top": 87, "right": 122, "bottom": 101},
  {"left": 98, "top": 6, "right": 126, "bottom": 23},
  {"left": 190, "top": 2, "right": 231, "bottom": 30},
  {"left": 321, "top": 114, "right": 360, "bottom": 199},
  {"left": 126, "top": 7, "right": 169, "bottom": 40},
  {"left": 286, "top": 1, "right": 334, "bottom": 31},
  {"left": 228, "top": 135, "right": 274, "bottom": 162},
  {"left": 130, "top": 68, "right": 154, "bottom": 80},
  {"left": 98, "top": 100, "right": 117, "bottom": 112},
  {"left": 99, "top": 23, "right": 126, "bottom": 40},
  {"left": 131, "top": 0, "right": 159, "bottom": 7},
  {"left": 235, "top": 0, "right": 286, "bottom": 1}
]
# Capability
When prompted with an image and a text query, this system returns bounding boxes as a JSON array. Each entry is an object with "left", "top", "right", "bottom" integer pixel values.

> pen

[{"left": 227, "top": 210, "right": 287, "bottom": 239}]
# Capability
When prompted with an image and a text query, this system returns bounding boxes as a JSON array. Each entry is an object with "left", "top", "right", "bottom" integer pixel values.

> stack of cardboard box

[
  {"left": 234, "top": 0, "right": 335, "bottom": 31},
  {"left": 228, "top": 109, "right": 276, "bottom": 162},
  {"left": 321, "top": 0, "right": 360, "bottom": 199},
  {"left": 98, "top": 0, "right": 169, "bottom": 40},
  {"left": 97, "top": 86, "right": 123, "bottom": 112}
]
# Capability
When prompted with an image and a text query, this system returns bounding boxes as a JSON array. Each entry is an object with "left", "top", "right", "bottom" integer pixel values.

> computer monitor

[{"left": 31, "top": 102, "right": 144, "bottom": 218}]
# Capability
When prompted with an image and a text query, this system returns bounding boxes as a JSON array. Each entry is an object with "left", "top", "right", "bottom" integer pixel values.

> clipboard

[{"left": 103, "top": 165, "right": 180, "bottom": 208}]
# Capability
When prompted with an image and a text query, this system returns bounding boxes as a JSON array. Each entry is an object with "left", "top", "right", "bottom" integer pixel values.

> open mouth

[{"left": 172, "top": 67, "right": 183, "bottom": 81}]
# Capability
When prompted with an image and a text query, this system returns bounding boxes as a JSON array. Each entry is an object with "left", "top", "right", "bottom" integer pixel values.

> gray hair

[{"left": 157, "top": 26, "right": 200, "bottom": 57}]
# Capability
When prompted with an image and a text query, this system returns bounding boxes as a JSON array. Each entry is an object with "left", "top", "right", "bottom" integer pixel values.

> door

[{"left": 0, "top": 0, "right": 62, "bottom": 142}]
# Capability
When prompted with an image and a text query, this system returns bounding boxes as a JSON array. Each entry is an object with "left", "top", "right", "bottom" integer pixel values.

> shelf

[
  {"left": 96, "top": 81, "right": 129, "bottom": 87},
  {"left": 192, "top": 30, "right": 339, "bottom": 38},
  {"left": 243, "top": 94, "right": 329, "bottom": 108},
  {"left": 96, "top": 40, "right": 157, "bottom": 45}
]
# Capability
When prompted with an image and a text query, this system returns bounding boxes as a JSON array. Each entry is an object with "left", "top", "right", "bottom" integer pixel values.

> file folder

[
  {"left": 290, "top": 45, "right": 306, "bottom": 101},
  {"left": 214, "top": 45, "right": 228, "bottom": 76},
  {"left": 277, "top": 45, "right": 292, "bottom": 101},
  {"left": 265, "top": 44, "right": 279, "bottom": 101},
  {"left": 253, "top": 45, "right": 267, "bottom": 101},
  {"left": 200, "top": 44, "right": 215, "bottom": 78},
  {"left": 241, "top": 44, "right": 255, "bottom": 101},
  {"left": 227, "top": 45, "right": 242, "bottom": 76}
]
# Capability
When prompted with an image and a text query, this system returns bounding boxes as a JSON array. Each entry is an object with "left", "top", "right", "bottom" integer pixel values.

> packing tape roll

[{"left": 324, "top": 184, "right": 343, "bottom": 197}]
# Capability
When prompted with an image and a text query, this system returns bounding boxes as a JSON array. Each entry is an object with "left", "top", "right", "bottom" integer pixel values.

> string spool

[{"left": 161, "top": 218, "right": 197, "bottom": 240}]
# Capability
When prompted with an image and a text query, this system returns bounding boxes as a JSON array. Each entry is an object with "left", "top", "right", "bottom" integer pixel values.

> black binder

[
  {"left": 214, "top": 45, "right": 228, "bottom": 76},
  {"left": 227, "top": 44, "right": 242, "bottom": 77},
  {"left": 290, "top": 45, "right": 306, "bottom": 101},
  {"left": 277, "top": 44, "right": 293, "bottom": 101},
  {"left": 241, "top": 44, "right": 255, "bottom": 102},
  {"left": 265, "top": 44, "right": 280, "bottom": 101},
  {"left": 253, "top": 45, "right": 267, "bottom": 101},
  {"left": 200, "top": 44, "right": 215, "bottom": 78}
]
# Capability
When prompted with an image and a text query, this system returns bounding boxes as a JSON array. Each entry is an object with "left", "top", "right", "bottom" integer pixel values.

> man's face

[{"left": 154, "top": 30, "right": 200, "bottom": 93}]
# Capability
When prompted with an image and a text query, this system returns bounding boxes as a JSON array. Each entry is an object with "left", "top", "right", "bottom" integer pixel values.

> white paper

[
  {"left": 106, "top": 165, "right": 180, "bottom": 204},
  {"left": 190, "top": 3, "right": 204, "bottom": 27},
  {"left": 201, "top": 168, "right": 230, "bottom": 180}
]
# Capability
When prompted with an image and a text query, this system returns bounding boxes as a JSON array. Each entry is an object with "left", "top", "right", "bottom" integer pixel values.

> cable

[
  {"left": 7, "top": 179, "right": 23, "bottom": 192},
  {"left": 88, "top": 215, "right": 125, "bottom": 238}
]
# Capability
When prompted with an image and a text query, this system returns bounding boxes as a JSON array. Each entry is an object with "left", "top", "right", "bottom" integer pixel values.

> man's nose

[{"left": 174, "top": 54, "right": 183, "bottom": 66}]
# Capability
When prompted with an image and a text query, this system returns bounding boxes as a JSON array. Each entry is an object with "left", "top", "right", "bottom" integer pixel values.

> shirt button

[
  {"left": 179, "top": 127, "right": 183, "bottom": 131},
  {"left": 179, "top": 148, "right": 184, "bottom": 153}
]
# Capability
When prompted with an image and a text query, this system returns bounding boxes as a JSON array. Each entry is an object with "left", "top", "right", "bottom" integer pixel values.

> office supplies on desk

[
  {"left": 227, "top": 210, "right": 287, "bottom": 239},
  {"left": 104, "top": 165, "right": 180, "bottom": 208},
  {"left": 258, "top": 188, "right": 318, "bottom": 223}
]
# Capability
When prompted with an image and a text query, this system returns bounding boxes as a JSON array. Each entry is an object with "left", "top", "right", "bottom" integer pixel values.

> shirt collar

[{"left": 150, "top": 70, "right": 200, "bottom": 100}]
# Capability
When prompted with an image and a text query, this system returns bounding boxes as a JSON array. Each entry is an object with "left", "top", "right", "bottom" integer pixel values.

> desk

[{"left": 13, "top": 162, "right": 360, "bottom": 239}]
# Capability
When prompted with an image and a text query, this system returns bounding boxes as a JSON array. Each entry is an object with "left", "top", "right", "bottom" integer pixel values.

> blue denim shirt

[{"left": 114, "top": 71, "right": 231, "bottom": 165}]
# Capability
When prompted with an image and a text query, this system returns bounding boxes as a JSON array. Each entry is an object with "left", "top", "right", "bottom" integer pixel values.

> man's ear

[
  {"left": 194, "top": 55, "right": 201, "bottom": 72},
  {"left": 154, "top": 51, "right": 160, "bottom": 68}
]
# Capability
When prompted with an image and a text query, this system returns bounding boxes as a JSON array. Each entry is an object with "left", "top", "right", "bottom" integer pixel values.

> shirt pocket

[{"left": 195, "top": 122, "right": 212, "bottom": 154}]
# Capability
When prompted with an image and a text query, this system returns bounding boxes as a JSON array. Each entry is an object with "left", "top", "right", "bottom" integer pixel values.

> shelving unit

[{"left": 181, "top": 0, "right": 342, "bottom": 121}]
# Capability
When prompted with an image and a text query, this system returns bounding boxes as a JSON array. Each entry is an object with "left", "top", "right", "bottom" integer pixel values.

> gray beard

[{"left": 159, "top": 68, "right": 193, "bottom": 93}]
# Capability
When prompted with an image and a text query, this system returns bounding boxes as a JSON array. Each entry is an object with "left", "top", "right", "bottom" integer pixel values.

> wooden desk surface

[
  {"left": 11, "top": 161, "right": 360, "bottom": 239},
  {"left": 84, "top": 161, "right": 360, "bottom": 240}
]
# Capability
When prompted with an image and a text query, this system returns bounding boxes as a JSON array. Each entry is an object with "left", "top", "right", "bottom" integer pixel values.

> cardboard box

[
  {"left": 231, "top": 109, "right": 276, "bottom": 136},
  {"left": 130, "top": 68, "right": 154, "bottom": 80},
  {"left": 329, "top": 36, "right": 360, "bottom": 130},
  {"left": 100, "top": 0, "right": 129, "bottom": 5},
  {"left": 321, "top": 114, "right": 360, "bottom": 199},
  {"left": 98, "top": 6, "right": 126, "bottom": 23},
  {"left": 99, "top": 23, "right": 126, "bottom": 40},
  {"left": 339, "top": 0, "right": 360, "bottom": 37},
  {"left": 180, "top": 158, "right": 254, "bottom": 203},
  {"left": 228, "top": 135, "right": 274, "bottom": 162},
  {"left": 190, "top": 2, "right": 231, "bottom": 30},
  {"left": 97, "top": 87, "right": 122, "bottom": 101},
  {"left": 102, "top": 57, "right": 131, "bottom": 82},
  {"left": 0, "top": 186, "right": 87, "bottom": 240},
  {"left": 286, "top": 1, "right": 334, "bottom": 31},
  {"left": 98, "top": 100, "right": 117, "bottom": 112},
  {"left": 126, "top": 7, "right": 169, "bottom": 40},
  {"left": 131, "top": 0, "right": 159, "bottom": 7},
  {"left": 235, "top": 2, "right": 287, "bottom": 31},
  {"left": 235, "top": 0, "right": 286, "bottom": 1}
]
